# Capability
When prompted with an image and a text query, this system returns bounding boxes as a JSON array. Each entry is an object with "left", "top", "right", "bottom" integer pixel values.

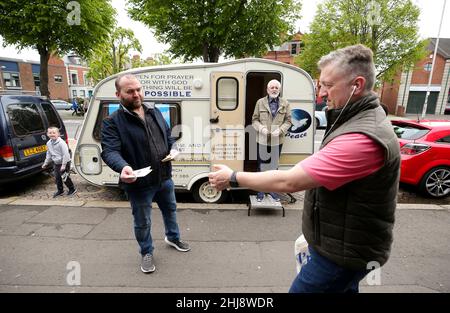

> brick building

[
  {"left": 64, "top": 54, "right": 93, "bottom": 101},
  {"left": 380, "top": 38, "right": 450, "bottom": 116},
  {"left": 263, "top": 32, "right": 303, "bottom": 65},
  {"left": 0, "top": 55, "right": 69, "bottom": 100}
]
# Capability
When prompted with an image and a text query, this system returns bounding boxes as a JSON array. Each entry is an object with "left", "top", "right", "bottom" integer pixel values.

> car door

[{"left": 40, "top": 100, "right": 67, "bottom": 143}]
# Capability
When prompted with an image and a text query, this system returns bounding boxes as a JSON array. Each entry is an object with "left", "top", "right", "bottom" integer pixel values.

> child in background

[{"left": 42, "top": 126, "right": 77, "bottom": 198}]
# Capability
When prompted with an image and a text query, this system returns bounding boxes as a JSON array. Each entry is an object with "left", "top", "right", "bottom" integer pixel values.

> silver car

[
  {"left": 50, "top": 99, "right": 72, "bottom": 110},
  {"left": 314, "top": 109, "right": 327, "bottom": 130}
]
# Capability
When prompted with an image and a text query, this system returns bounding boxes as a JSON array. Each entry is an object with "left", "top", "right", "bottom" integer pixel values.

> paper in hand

[
  {"left": 161, "top": 154, "right": 173, "bottom": 162},
  {"left": 133, "top": 166, "right": 152, "bottom": 177}
]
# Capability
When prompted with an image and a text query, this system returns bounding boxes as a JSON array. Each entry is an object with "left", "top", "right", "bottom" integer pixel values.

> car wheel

[
  {"left": 418, "top": 166, "right": 450, "bottom": 198},
  {"left": 192, "top": 179, "right": 228, "bottom": 203}
]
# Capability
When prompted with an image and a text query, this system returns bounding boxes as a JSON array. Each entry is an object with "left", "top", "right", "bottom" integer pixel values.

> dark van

[{"left": 0, "top": 95, "right": 68, "bottom": 184}]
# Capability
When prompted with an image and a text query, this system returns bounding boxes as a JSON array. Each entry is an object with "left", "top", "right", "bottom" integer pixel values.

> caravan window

[
  {"left": 93, "top": 101, "right": 182, "bottom": 141},
  {"left": 216, "top": 77, "right": 238, "bottom": 110}
]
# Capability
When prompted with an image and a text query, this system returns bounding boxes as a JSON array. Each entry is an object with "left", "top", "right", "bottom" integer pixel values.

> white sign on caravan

[{"left": 136, "top": 73, "right": 194, "bottom": 98}]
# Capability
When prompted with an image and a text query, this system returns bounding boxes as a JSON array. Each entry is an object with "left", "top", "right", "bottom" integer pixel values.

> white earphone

[{"left": 323, "top": 84, "right": 357, "bottom": 139}]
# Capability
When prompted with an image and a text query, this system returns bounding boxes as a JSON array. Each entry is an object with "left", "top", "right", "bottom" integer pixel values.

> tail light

[
  {"left": 400, "top": 143, "right": 430, "bottom": 155},
  {"left": 64, "top": 130, "right": 69, "bottom": 146},
  {"left": 0, "top": 145, "right": 15, "bottom": 162}
]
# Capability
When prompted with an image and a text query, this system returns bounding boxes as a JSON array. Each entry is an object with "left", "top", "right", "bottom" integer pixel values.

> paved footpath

[{"left": 0, "top": 200, "right": 449, "bottom": 293}]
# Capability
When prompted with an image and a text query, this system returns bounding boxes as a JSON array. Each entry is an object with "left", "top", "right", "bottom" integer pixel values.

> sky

[{"left": 0, "top": 0, "right": 449, "bottom": 62}]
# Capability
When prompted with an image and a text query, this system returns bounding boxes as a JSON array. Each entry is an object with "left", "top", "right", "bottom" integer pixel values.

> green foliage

[
  {"left": 87, "top": 26, "right": 142, "bottom": 84},
  {"left": 295, "top": 0, "right": 427, "bottom": 83},
  {"left": 128, "top": 0, "right": 302, "bottom": 62},
  {"left": 0, "top": 0, "right": 115, "bottom": 60},
  {"left": 131, "top": 54, "right": 174, "bottom": 68},
  {"left": 0, "top": 0, "right": 115, "bottom": 96}
]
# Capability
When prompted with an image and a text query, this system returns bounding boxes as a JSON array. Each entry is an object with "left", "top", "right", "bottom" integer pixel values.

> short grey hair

[
  {"left": 267, "top": 79, "right": 281, "bottom": 88},
  {"left": 318, "top": 44, "right": 376, "bottom": 92},
  {"left": 115, "top": 74, "right": 139, "bottom": 92}
]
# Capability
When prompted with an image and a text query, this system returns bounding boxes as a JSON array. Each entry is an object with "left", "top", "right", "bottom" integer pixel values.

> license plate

[{"left": 23, "top": 145, "right": 47, "bottom": 156}]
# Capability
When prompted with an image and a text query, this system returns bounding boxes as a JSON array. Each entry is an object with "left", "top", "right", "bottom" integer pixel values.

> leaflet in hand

[
  {"left": 161, "top": 154, "right": 173, "bottom": 162},
  {"left": 133, "top": 166, "right": 152, "bottom": 177}
]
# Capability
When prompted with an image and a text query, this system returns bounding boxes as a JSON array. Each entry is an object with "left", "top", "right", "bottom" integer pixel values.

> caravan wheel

[{"left": 192, "top": 179, "right": 228, "bottom": 203}]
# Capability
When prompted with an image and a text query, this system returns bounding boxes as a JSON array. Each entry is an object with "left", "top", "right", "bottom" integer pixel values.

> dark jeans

[
  {"left": 289, "top": 247, "right": 370, "bottom": 293},
  {"left": 54, "top": 163, "right": 75, "bottom": 192},
  {"left": 126, "top": 179, "right": 180, "bottom": 256}
]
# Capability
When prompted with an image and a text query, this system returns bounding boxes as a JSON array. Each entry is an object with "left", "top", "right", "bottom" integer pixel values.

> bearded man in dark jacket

[{"left": 101, "top": 74, "right": 190, "bottom": 274}]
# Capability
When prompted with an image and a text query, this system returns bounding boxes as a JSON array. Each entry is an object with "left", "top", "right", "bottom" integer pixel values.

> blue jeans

[
  {"left": 126, "top": 179, "right": 180, "bottom": 256},
  {"left": 289, "top": 247, "right": 370, "bottom": 293}
]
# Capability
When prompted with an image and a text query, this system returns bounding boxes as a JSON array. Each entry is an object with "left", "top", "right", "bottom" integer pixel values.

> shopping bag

[
  {"left": 61, "top": 171, "right": 70, "bottom": 182},
  {"left": 294, "top": 234, "right": 310, "bottom": 273}
]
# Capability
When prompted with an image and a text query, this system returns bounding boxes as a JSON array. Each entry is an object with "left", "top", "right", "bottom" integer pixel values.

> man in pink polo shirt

[{"left": 209, "top": 44, "right": 400, "bottom": 293}]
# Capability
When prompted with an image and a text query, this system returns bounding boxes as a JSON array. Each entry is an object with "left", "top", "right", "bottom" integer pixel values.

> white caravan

[{"left": 73, "top": 58, "right": 315, "bottom": 203}]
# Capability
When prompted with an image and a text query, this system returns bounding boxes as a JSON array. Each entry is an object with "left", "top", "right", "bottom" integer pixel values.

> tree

[
  {"left": 0, "top": 0, "right": 115, "bottom": 98},
  {"left": 131, "top": 53, "right": 174, "bottom": 68},
  {"left": 88, "top": 26, "right": 142, "bottom": 84},
  {"left": 296, "top": 0, "right": 427, "bottom": 82},
  {"left": 128, "top": 0, "right": 301, "bottom": 63}
]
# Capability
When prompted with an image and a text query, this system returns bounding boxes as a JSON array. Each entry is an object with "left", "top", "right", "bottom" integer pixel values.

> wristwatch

[{"left": 229, "top": 171, "right": 239, "bottom": 188}]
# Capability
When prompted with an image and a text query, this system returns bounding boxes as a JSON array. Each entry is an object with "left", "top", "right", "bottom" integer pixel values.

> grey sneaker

[
  {"left": 140, "top": 253, "right": 155, "bottom": 273},
  {"left": 67, "top": 188, "right": 77, "bottom": 196},
  {"left": 53, "top": 190, "right": 64, "bottom": 198},
  {"left": 165, "top": 237, "right": 191, "bottom": 252}
]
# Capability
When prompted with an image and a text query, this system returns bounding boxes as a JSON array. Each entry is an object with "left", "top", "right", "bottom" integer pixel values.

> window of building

[
  {"left": 33, "top": 73, "right": 40, "bottom": 88},
  {"left": 6, "top": 102, "right": 44, "bottom": 136},
  {"left": 80, "top": 90, "right": 86, "bottom": 97},
  {"left": 3, "top": 72, "right": 21, "bottom": 88},
  {"left": 72, "top": 90, "right": 77, "bottom": 98},
  {"left": 216, "top": 77, "right": 238, "bottom": 110},
  {"left": 70, "top": 72, "right": 78, "bottom": 85},
  {"left": 93, "top": 102, "right": 182, "bottom": 141},
  {"left": 83, "top": 72, "right": 89, "bottom": 86},
  {"left": 291, "top": 42, "right": 299, "bottom": 55},
  {"left": 424, "top": 63, "right": 432, "bottom": 71},
  {"left": 54, "top": 75, "right": 63, "bottom": 83}
]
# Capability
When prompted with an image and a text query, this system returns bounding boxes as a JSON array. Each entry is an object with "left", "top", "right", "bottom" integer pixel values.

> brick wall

[
  {"left": 411, "top": 54, "right": 446, "bottom": 85},
  {"left": 68, "top": 65, "right": 89, "bottom": 85},
  {"left": 380, "top": 77, "right": 401, "bottom": 114},
  {"left": 263, "top": 51, "right": 295, "bottom": 65},
  {"left": 48, "top": 62, "right": 69, "bottom": 100},
  {"left": 18, "top": 63, "right": 36, "bottom": 92}
]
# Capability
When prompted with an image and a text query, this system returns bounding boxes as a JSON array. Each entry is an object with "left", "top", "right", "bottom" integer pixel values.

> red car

[{"left": 391, "top": 119, "right": 450, "bottom": 198}]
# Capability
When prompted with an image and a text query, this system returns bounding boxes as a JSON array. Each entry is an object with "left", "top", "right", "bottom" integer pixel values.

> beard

[
  {"left": 269, "top": 92, "right": 280, "bottom": 99},
  {"left": 121, "top": 97, "right": 142, "bottom": 110}
]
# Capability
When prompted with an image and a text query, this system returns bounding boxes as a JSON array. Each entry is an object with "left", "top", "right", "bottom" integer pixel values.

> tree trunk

[
  {"left": 37, "top": 46, "right": 50, "bottom": 98},
  {"left": 202, "top": 43, "right": 220, "bottom": 63},
  {"left": 202, "top": 43, "right": 209, "bottom": 62}
]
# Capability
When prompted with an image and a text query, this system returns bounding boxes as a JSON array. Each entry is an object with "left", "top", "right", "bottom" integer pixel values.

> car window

[
  {"left": 6, "top": 102, "right": 45, "bottom": 136},
  {"left": 392, "top": 124, "right": 429, "bottom": 140},
  {"left": 41, "top": 101, "right": 61, "bottom": 128},
  {"left": 437, "top": 135, "right": 450, "bottom": 144}
]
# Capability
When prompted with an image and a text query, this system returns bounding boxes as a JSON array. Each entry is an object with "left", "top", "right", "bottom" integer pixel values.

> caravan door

[{"left": 210, "top": 72, "right": 245, "bottom": 172}]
